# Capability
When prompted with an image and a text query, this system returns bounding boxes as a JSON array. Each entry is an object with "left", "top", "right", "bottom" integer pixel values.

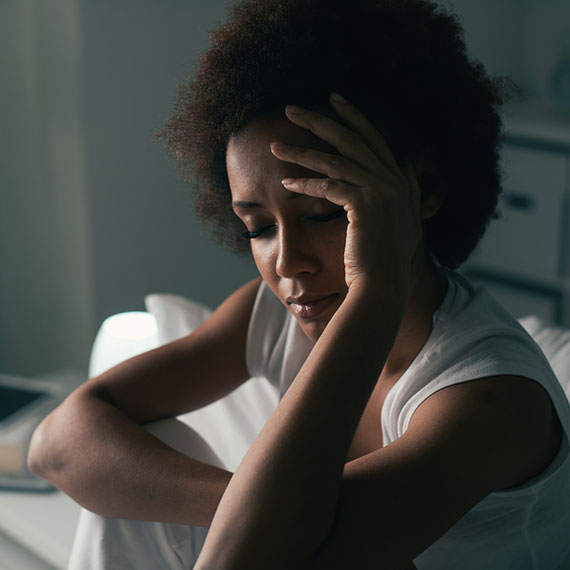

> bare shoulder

[{"left": 407, "top": 375, "right": 563, "bottom": 491}]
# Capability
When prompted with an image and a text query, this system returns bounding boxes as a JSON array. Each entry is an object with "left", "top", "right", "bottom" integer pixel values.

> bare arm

[
  {"left": 27, "top": 277, "right": 261, "bottom": 526},
  {"left": 195, "top": 285, "right": 406, "bottom": 562}
]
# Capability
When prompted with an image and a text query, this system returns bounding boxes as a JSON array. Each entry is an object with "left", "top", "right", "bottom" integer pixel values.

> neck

[{"left": 381, "top": 250, "right": 447, "bottom": 381}]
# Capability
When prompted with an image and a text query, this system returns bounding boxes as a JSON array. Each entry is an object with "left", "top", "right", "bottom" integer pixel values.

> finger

[
  {"left": 270, "top": 142, "right": 367, "bottom": 186},
  {"left": 328, "top": 92, "right": 403, "bottom": 179},
  {"left": 284, "top": 105, "right": 384, "bottom": 175},
  {"left": 280, "top": 177, "right": 359, "bottom": 209}
]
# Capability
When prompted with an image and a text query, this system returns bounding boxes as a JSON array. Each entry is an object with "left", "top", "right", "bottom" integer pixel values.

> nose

[{"left": 275, "top": 226, "right": 319, "bottom": 278}]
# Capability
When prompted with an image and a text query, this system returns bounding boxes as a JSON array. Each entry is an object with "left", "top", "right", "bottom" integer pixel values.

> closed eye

[
  {"left": 241, "top": 224, "right": 276, "bottom": 240},
  {"left": 241, "top": 208, "right": 345, "bottom": 240}
]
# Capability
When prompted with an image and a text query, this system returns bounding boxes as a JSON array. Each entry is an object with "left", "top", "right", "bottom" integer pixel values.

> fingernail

[
  {"left": 281, "top": 178, "right": 296, "bottom": 186},
  {"left": 330, "top": 92, "right": 347, "bottom": 104},
  {"left": 285, "top": 104, "right": 307, "bottom": 114},
  {"left": 271, "top": 142, "right": 291, "bottom": 153}
]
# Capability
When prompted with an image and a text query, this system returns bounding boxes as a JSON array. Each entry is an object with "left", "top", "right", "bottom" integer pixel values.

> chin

[{"left": 298, "top": 318, "right": 330, "bottom": 343}]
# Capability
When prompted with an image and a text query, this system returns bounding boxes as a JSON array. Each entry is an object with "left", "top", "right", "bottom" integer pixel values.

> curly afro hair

[{"left": 158, "top": 0, "right": 515, "bottom": 269}]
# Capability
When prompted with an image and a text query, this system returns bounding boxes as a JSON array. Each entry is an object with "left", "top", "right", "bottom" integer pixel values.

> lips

[{"left": 286, "top": 293, "right": 339, "bottom": 320}]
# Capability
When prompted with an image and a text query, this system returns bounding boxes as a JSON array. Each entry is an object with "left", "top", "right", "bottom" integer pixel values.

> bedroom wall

[
  {"left": 1, "top": 0, "right": 256, "bottom": 378},
  {"left": 439, "top": 0, "right": 528, "bottom": 91},
  {"left": 2, "top": 0, "right": 569, "bottom": 378},
  {"left": 1, "top": 0, "right": 95, "bottom": 377},
  {"left": 445, "top": 0, "right": 570, "bottom": 109},
  {"left": 78, "top": 0, "right": 257, "bottom": 337}
]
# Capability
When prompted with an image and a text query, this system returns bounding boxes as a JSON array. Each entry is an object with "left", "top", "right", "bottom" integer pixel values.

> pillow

[
  {"left": 519, "top": 315, "right": 570, "bottom": 400},
  {"left": 144, "top": 292, "right": 279, "bottom": 471},
  {"left": 144, "top": 293, "right": 212, "bottom": 344}
]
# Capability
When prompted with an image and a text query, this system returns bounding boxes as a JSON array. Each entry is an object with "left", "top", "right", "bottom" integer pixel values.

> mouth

[{"left": 286, "top": 293, "right": 339, "bottom": 320}]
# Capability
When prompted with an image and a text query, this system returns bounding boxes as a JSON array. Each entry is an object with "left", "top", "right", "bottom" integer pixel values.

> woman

[{"left": 29, "top": 0, "right": 570, "bottom": 568}]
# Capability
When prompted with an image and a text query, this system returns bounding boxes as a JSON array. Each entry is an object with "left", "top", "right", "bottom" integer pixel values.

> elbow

[{"left": 27, "top": 415, "right": 66, "bottom": 482}]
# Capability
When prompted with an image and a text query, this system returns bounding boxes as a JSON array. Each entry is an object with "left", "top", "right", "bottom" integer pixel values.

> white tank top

[{"left": 246, "top": 271, "right": 570, "bottom": 569}]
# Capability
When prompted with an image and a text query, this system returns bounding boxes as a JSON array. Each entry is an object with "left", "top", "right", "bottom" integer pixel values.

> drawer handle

[{"left": 503, "top": 191, "right": 535, "bottom": 211}]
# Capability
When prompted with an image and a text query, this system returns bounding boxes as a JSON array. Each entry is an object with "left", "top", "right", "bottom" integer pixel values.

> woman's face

[{"left": 227, "top": 114, "right": 348, "bottom": 342}]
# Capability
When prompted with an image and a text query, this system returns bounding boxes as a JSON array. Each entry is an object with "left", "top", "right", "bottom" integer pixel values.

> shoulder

[
  {"left": 407, "top": 374, "right": 563, "bottom": 491},
  {"left": 396, "top": 274, "right": 565, "bottom": 490}
]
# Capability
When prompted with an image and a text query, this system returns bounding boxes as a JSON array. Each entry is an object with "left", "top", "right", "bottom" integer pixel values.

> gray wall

[
  {"left": 2, "top": 0, "right": 569, "bottom": 378},
  {"left": 78, "top": 0, "right": 257, "bottom": 328},
  {"left": 443, "top": 0, "right": 527, "bottom": 88},
  {"left": 1, "top": 0, "right": 257, "bottom": 378},
  {"left": 446, "top": 0, "right": 570, "bottom": 108}
]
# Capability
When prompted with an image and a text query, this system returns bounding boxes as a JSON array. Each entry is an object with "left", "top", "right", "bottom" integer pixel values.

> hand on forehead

[{"left": 227, "top": 110, "right": 343, "bottom": 182}]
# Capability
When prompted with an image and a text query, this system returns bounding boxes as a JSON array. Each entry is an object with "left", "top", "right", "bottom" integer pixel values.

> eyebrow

[{"left": 232, "top": 193, "right": 301, "bottom": 209}]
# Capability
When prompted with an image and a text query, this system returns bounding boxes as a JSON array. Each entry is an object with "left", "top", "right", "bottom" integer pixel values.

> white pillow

[
  {"left": 144, "top": 293, "right": 212, "bottom": 344},
  {"left": 143, "top": 292, "right": 279, "bottom": 470},
  {"left": 519, "top": 315, "right": 570, "bottom": 400}
]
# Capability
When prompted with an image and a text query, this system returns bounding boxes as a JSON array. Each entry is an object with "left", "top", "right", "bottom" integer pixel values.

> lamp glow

[{"left": 88, "top": 312, "right": 160, "bottom": 378}]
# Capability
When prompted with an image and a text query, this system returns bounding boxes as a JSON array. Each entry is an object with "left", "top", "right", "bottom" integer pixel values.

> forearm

[
  {"left": 28, "top": 391, "right": 232, "bottom": 526},
  {"left": 195, "top": 289, "right": 403, "bottom": 568}
]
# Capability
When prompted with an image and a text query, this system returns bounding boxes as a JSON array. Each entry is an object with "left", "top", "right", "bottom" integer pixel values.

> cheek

[{"left": 251, "top": 242, "right": 275, "bottom": 277}]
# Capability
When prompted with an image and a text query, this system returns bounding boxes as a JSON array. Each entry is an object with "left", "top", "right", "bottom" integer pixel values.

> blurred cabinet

[{"left": 464, "top": 110, "right": 570, "bottom": 325}]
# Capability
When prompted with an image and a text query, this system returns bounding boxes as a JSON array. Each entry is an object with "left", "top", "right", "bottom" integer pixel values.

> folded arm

[{"left": 27, "top": 278, "right": 261, "bottom": 526}]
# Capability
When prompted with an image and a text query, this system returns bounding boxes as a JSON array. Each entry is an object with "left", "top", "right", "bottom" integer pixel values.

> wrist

[
  {"left": 346, "top": 277, "right": 407, "bottom": 316},
  {"left": 333, "top": 282, "right": 406, "bottom": 344}
]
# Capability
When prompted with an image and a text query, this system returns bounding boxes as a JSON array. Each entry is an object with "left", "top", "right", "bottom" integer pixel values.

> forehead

[
  {"left": 226, "top": 113, "right": 337, "bottom": 188},
  {"left": 228, "top": 111, "right": 336, "bottom": 153}
]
